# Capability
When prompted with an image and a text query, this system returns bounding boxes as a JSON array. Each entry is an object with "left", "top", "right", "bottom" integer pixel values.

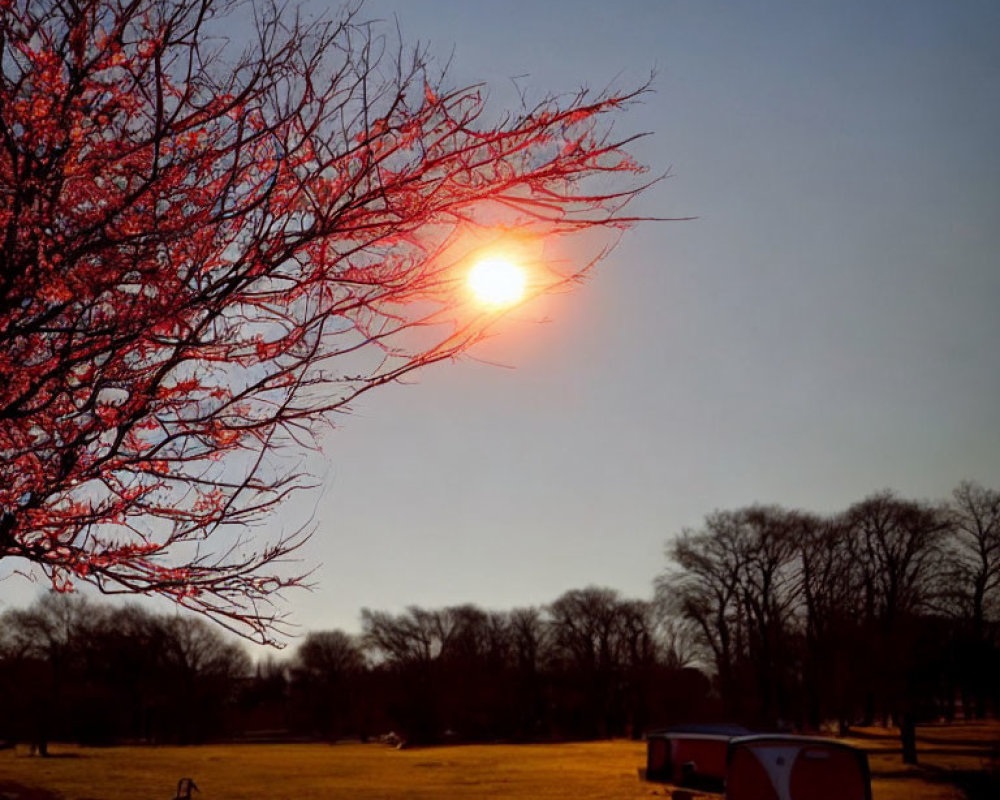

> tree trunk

[{"left": 900, "top": 713, "right": 918, "bottom": 765}]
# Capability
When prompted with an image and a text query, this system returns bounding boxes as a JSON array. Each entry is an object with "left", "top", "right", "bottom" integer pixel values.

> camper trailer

[
  {"left": 644, "top": 727, "right": 871, "bottom": 800},
  {"left": 644, "top": 724, "right": 752, "bottom": 791},
  {"left": 726, "top": 735, "right": 871, "bottom": 800}
]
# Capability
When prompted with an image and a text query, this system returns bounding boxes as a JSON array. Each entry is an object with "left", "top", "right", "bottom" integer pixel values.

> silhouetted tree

[
  {"left": 939, "top": 481, "right": 1000, "bottom": 717},
  {"left": 0, "top": 593, "right": 92, "bottom": 754},
  {"left": 665, "top": 514, "right": 752, "bottom": 717},
  {"left": 154, "top": 615, "right": 251, "bottom": 742},
  {"left": 843, "top": 492, "right": 947, "bottom": 762},
  {"left": 361, "top": 606, "right": 443, "bottom": 744},
  {"left": 546, "top": 587, "right": 655, "bottom": 737},
  {"left": 664, "top": 507, "right": 808, "bottom": 724},
  {"left": 507, "top": 607, "right": 549, "bottom": 738},
  {"left": 72, "top": 603, "right": 165, "bottom": 743},
  {"left": 948, "top": 482, "right": 1000, "bottom": 632},
  {"left": 797, "top": 516, "right": 863, "bottom": 732},
  {"left": 290, "top": 630, "right": 364, "bottom": 740},
  {"left": 434, "top": 605, "right": 515, "bottom": 740},
  {"left": 661, "top": 490, "right": 969, "bottom": 763},
  {"left": 731, "top": 507, "right": 805, "bottom": 724},
  {"left": 236, "top": 655, "right": 291, "bottom": 738}
]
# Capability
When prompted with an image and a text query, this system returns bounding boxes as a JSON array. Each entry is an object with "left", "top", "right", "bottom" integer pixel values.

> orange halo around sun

[{"left": 467, "top": 256, "right": 527, "bottom": 308}]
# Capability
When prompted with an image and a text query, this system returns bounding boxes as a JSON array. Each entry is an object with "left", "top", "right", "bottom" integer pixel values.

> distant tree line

[
  {"left": 0, "top": 594, "right": 250, "bottom": 753},
  {"left": 1, "top": 480, "right": 995, "bottom": 754},
  {"left": 353, "top": 592, "right": 708, "bottom": 744},
  {"left": 0, "top": 588, "right": 709, "bottom": 750},
  {"left": 661, "top": 481, "right": 1000, "bottom": 763}
]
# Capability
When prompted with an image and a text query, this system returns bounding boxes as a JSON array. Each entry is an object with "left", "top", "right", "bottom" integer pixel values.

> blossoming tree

[{"left": 0, "top": 0, "right": 652, "bottom": 642}]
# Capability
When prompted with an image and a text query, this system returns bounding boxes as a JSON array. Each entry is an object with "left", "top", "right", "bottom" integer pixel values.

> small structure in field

[
  {"left": 726, "top": 735, "right": 871, "bottom": 800},
  {"left": 645, "top": 724, "right": 751, "bottom": 790},
  {"left": 643, "top": 726, "right": 871, "bottom": 800}
]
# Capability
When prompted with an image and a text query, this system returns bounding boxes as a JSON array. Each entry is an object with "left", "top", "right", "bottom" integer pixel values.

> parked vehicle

[{"left": 643, "top": 726, "right": 872, "bottom": 800}]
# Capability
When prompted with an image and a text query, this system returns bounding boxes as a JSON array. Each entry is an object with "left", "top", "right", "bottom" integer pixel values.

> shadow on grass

[
  {"left": 847, "top": 728, "right": 1000, "bottom": 747},
  {"left": 876, "top": 763, "right": 1000, "bottom": 800},
  {"left": 932, "top": 768, "right": 1000, "bottom": 800},
  {"left": 918, "top": 735, "right": 1000, "bottom": 747},
  {"left": 867, "top": 747, "right": 998, "bottom": 757},
  {"left": 0, "top": 781, "right": 63, "bottom": 800},
  {"left": 18, "top": 753, "right": 85, "bottom": 759}
]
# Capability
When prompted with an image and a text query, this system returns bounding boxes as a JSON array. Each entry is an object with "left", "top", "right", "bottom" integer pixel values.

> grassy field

[
  {"left": 0, "top": 723, "right": 996, "bottom": 800},
  {"left": 845, "top": 722, "right": 1000, "bottom": 800}
]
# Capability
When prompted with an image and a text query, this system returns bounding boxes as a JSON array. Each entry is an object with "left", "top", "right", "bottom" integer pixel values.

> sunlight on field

[
  {"left": 0, "top": 723, "right": 996, "bottom": 800},
  {"left": 0, "top": 741, "right": 651, "bottom": 800}
]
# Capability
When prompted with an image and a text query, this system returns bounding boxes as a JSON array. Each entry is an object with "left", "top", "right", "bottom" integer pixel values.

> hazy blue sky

[
  {"left": 276, "top": 0, "right": 1000, "bottom": 638},
  {"left": 4, "top": 1, "right": 1000, "bottom": 645}
]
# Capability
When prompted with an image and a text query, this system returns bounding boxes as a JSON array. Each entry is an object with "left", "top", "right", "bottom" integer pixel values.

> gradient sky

[{"left": 4, "top": 1, "right": 1000, "bottom": 646}]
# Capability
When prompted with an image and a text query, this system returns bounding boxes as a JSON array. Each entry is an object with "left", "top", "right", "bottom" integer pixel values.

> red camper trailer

[
  {"left": 644, "top": 724, "right": 752, "bottom": 791},
  {"left": 727, "top": 735, "right": 872, "bottom": 800},
  {"left": 643, "top": 727, "right": 871, "bottom": 800}
]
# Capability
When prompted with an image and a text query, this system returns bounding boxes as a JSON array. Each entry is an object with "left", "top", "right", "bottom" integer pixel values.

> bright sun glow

[{"left": 467, "top": 256, "right": 527, "bottom": 308}]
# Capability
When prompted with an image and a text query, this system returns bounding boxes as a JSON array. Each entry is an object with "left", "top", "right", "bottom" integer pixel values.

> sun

[{"left": 467, "top": 256, "right": 527, "bottom": 308}]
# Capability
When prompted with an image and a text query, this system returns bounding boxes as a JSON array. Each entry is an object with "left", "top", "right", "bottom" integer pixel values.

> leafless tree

[{"left": 946, "top": 481, "right": 1000, "bottom": 635}]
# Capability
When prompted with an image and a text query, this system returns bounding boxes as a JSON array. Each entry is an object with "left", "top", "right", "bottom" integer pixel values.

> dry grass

[
  {"left": 846, "top": 722, "right": 1000, "bottom": 800},
  {"left": 4, "top": 741, "right": 649, "bottom": 800},
  {"left": 0, "top": 722, "right": 996, "bottom": 800}
]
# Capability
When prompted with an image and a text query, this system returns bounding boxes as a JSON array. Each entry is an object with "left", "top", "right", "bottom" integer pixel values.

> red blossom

[{"left": 0, "top": 0, "right": 657, "bottom": 643}]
